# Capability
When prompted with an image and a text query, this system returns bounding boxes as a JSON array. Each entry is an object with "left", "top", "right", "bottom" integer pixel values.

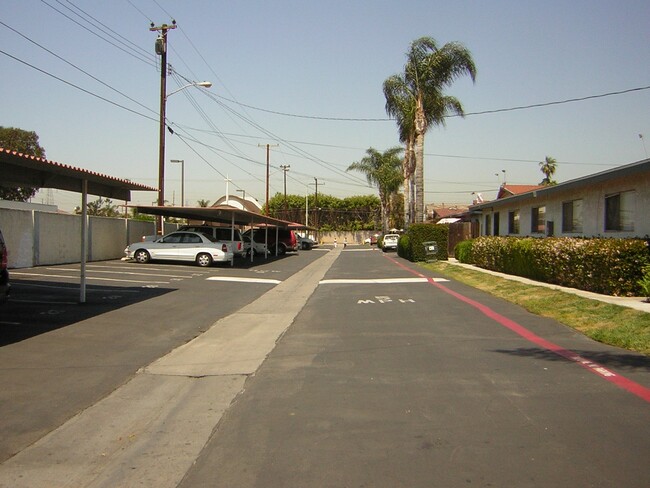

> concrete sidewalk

[
  {"left": 0, "top": 249, "right": 342, "bottom": 488},
  {"left": 446, "top": 258, "right": 650, "bottom": 313}
]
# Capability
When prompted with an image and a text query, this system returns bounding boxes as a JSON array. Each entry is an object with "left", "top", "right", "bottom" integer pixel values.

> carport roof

[
  {"left": 132, "top": 204, "right": 293, "bottom": 228},
  {"left": 0, "top": 147, "right": 157, "bottom": 200}
]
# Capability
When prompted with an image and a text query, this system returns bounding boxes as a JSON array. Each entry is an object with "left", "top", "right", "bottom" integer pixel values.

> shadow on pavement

[
  {"left": 491, "top": 347, "right": 650, "bottom": 372},
  {"left": 0, "top": 278, "right": 175, "bottom": 347}
]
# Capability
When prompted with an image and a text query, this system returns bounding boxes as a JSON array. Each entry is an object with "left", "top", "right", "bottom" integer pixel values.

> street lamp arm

[{"left": 166, "top": 81, "right": 212, "bottom": 99}]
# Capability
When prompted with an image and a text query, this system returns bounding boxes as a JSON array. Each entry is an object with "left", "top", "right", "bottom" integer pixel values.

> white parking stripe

[
  {"left": 44, "top": 267, "right": 197, "bottom": 279},
  {"left": 11, "top": 272, "right": 170, "bottom": 284},
  {"left": 16, "top": 282, "right": 141, "bottom": 293},
  {"left": 206, "top": 277, "right": 281, "bottom": 285}
]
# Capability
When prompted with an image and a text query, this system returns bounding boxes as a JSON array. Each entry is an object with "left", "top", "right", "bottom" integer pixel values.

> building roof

[
  {"left": 0, "top": 147, "right": 156, "bottom": 200},
  {"left": 496, "top": 184, "right": 545, "bottom": 199},
  {"left": 213, "top": 195, "right": 263, "bottom": 213},
  {"left": 471, "top": 158, "right": 650, "bottom": 211},
  {"left": 132, "top": 204, "right": 292, "bottom": 228}
]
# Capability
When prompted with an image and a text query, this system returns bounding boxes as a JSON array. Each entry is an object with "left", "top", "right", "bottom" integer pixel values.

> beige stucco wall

[
  {"left": 0, "top": 208, "right": 157, "bottom": 269},
  {"left": 478, "top": 169, "right": 650, "bottom": 238}
]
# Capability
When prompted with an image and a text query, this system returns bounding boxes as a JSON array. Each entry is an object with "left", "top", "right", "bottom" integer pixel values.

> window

[
  {"left": 508, "top": 210, "right": 520, "bottom": 234},
  {"left": 484, "top": 214, "right": 491, "bottom": 235},
  {"left": 493, "top": 212, "right": 500, "bottom": 236},
  {"left": 182, "top": 234, "right": 202, "bottom": 244},
  {"left": 562, "top": 200, "right": 583, "bottom": 233},
  {"left": 531, "top": 206, "right": 546, "bottom": 234},
  {"left": 605, "top": 191, "right": 635, "bottom": 231},
  {"left": 162, "top": 233, "right": 182, "bottom": 243}
]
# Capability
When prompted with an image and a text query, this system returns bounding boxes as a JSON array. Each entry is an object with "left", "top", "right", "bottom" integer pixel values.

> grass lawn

[{"left": 423, "top": 261, "right": 650, "bottom": 356}]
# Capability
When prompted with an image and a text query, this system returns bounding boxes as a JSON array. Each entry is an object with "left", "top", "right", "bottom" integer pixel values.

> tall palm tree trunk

[
  {"left": 402, "top": 138, "right": 415, "bottom": 226},
  {"left": 414, "top": 102, "right": 426, "bottom": 223}
]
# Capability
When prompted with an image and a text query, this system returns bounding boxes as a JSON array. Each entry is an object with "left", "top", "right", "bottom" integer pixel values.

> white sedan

[{"left": 125, "top": 231, "right": 233, "bottom": 267}]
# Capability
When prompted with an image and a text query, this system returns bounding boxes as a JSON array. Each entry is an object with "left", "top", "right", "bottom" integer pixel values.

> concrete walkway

[
  {"left": 0, "top": 249, "right": 343, "bottom": 488},
  {"left": 446, "top": 258, "right": 650, "bottom": 313}
]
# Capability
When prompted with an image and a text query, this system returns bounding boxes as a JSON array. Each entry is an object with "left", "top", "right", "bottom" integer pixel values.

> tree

[
  {"left": 347, "top": 147, "right": 403, "bottom": 233},
  {"left": 0, "top": 126, "right": 46, "bottom": 201},
  {"left": 197, "top": 199, "right": 210, "bottom": 207},
  {"left": 539, "top": 156, "right": 558, "bottom": 186},
  {"left": 74, "top": 197, "right": 120, "bottom": 217},
  {"left": 383, "top": 73, "right": 416, "bottom": 227},
  {"left": 385, "top": 37, "right": 476, "bottom": 224}
]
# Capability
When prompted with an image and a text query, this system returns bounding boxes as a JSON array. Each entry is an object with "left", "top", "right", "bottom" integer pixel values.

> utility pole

[
  {"left": 280, "top": 165, "right": 290, "bottom": 215},
  {"left": 258, "top": 143, "right": 278, "bottom": 215},
  {"left": 151, "top": 20, "right": 177, "bottom": 234}
]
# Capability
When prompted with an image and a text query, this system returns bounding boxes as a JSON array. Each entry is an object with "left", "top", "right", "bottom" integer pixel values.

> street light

[
  {"left": 167, "top": 81, "right": 212, "bottom": 97},
  {"left": 152, "top": 22, "right": 211, "bottom": 233},
  {"left": 170, "top": 159, "right": 184, "bottom": 206},
  {"left": 236, "top": 189, "right": 246, "bottom": 210}
]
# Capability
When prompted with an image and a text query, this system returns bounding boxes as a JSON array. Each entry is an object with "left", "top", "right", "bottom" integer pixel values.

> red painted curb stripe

[{"left": 384, "top": 255, "right": 650, "bottom": 404}]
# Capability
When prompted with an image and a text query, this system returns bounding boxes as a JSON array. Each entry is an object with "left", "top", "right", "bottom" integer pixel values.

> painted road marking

[
  {"left": 320, "top": 277, "right": 448, "bottom": 284},
  {"left": 11, "top": 272, "right": 170, "bottom": 285},
  {"left": 15, "top": 282, "right": 141, "bottom": 294},
  {"left": 45, "top": 267, "right": 197, "bottom": 279},
  {"left": 206, "top": 276, "right": 282, "bottom": 285},
  {"left": 383, "top": 254, "right": 650, "bottom": 404},
  {"left": 358, "top": 296, "right": 416, "bottom": 304}
]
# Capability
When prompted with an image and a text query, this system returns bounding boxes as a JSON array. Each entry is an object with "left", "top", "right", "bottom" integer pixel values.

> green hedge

[
  {"left": 399, "top": 224, "right": 448, "bottom": 262},
  {"left": 454, "top": 239, "right": 474, "bottom": 263},
  {"left": 455, "top": 236, "right": 650, "bottom": 296}
]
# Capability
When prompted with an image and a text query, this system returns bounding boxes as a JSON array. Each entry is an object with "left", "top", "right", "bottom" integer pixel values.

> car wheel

[
  {"left": 278, "top": 243, "right": 287, "bottom": 255},
  {"left": 196, "top": 253, "right": 213, "bottom": 267},
  {"left": 134, "top": 249, "right": 151, "bottom": 263}
]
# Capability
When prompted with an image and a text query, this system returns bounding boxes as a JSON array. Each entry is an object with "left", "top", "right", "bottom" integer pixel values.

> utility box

[{"left": 423, "top": 241, "right": 438, "bottom": 262}]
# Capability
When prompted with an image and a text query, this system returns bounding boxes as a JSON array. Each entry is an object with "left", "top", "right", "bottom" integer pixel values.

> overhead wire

[
  {"left": 0, "top": 49, "right": 158, "bottom": 123},
  {"left": 15, "top": 2, "right": 647, "bottom": 204},
  {"left": 40, "top": 0, "right": 156, "bottom": 68},
  {"left": 0, "top": 20, "right": 159, "bottom": 119}
]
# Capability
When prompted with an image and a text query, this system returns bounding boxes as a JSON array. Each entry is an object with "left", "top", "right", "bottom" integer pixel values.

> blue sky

[{"left": 2, "top": 0, "right": 649, "bottom": 211}]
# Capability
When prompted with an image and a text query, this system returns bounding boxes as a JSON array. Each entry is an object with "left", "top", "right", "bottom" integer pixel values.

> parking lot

[{"left": 0, "top": 248, "right": 327, "bottom": 462}]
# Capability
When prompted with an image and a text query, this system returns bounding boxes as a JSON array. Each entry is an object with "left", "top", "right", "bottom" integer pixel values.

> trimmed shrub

[
  {"left": 470, "top": 236, "right": 649, "bottom": 296},
  {"left": 398, "top": 234, "right": 411, "bottom": 260},
  {"left": 454, "top": 239, "right": 474, "bottom": 263},
  {"left": 400, "top": 224, "right": 448, "bottom": 262}
]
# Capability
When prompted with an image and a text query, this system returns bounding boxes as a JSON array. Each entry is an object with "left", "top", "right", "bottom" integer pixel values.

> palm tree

[
  {"left": 383, "top": 73, "right": 416, "bottom": 227},
  {"left": 386, "top": 37, "right": 476, "bottom": 223},
  {"left": 197, "top": 199, "right": 210, "bottom": 207},
  {"left": 347, "top": 147, "right": 403, "bottom": 233},
  {"left": 539, "top": 156, "right": 558, "bottom": 185}
]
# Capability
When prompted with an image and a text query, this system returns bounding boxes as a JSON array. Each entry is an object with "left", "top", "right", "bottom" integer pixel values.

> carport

[
  {"left": 0, "top": 147, "right": 157, "bottom": 303},
  {"left": 131, "top": 205, "right": 297, "bottom": 262}
]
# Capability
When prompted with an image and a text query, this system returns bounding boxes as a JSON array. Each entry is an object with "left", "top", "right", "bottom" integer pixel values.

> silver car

[{"left": 125, "top": 231, "right": 233, "bottom": 267}]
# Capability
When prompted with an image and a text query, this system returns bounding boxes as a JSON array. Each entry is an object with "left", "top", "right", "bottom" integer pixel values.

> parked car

[
  {"left": 364, "top": 234, "right": 380, "bottom": 245},
  {"left": 381, "top": 233, "right": 400, "bottom": 252},
  {"left": 242, "top": 234, "right": 268, "bottom": 257},
  {"left": 243, "top": 228, "right": 298, "bottom": 255},
  {"left": 296, "top": 234, "right": 317, "bottom": 250},
  {"left": 125, "top": 231, "right": 233, "bottom": 267},
  {"left": 177, "top": 225, "right": 245, "bottom": 257},
  {"left": 0, "top": 228, "right": 10, "bottom": 304}
]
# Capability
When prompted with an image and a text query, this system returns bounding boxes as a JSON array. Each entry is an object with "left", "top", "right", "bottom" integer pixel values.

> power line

[
  {"left": 0, "top": 49, "right": 158, "bottom": 122},
  {"left": 0, "top": 20, "right": 158, "bottom": 118},
  {"left": 213, "top": 84, "right": 650, "bottom": 122},
  {"left": 40, "top": 0, "right": 156, "bottom": 68},
  {"left": 461, "top": 85, "right": 650, "bottom": 117}
]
